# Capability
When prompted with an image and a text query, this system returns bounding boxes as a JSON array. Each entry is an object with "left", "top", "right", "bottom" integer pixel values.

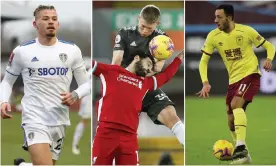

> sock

[
  {"left": 19, "top": 162, "right": 33, "bottom": 166},
  {"left": 72, "top": 122, "right": 85, "bottom": 147},
  {"left": 171, "top": 121, "right": 184, "bottom": 146},
  {"left": 230, "top": 130, "right": 237, "bottom": 145},
  {"left": 236, "top": 140, "right": 246, "bottom": 146},
  {"left": 233, "top": 108, "right": 247, "bottom": 147}
]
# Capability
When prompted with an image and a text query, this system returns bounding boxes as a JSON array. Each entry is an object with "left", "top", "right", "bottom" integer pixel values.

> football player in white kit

[
  {"left": 72, "top": 68, "right": 92, "bottom": 155},
  {"left": 0, "top": 5, "right": 90, "bottom": 165}
]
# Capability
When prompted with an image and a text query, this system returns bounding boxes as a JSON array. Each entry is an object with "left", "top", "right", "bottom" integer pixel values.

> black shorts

[{"left": 141, "top": 89, "right": 175, "bottom": 125}]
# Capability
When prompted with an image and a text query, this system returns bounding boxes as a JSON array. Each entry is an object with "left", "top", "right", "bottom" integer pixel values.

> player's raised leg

[
  {"left": 157, "top": 106, "right": 184, "bottom": 146},
  {"left": 143, "top": 89, "right": 184, "bottom": 146}
]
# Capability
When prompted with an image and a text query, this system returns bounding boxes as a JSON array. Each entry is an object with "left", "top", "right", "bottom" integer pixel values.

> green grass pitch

[
  {"left": 1, "top": 111, "right": 91, "bottom": 165},
  {"left": 186, "top": 96, "right": 276, "bottom": 165}
]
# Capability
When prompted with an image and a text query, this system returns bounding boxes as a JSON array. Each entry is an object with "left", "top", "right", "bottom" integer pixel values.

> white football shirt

[{"left": 5, "top": 38, "right": 87, "bottom": 126}]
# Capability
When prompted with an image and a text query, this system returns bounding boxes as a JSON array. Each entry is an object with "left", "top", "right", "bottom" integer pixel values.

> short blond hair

[{"left": 33, "top": 5, "right": 55, "bottom": 19}]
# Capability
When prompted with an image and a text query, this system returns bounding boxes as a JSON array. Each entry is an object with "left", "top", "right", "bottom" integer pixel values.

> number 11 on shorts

[{"left": 239, "top": 84, "right": 247, "bottom": 92}]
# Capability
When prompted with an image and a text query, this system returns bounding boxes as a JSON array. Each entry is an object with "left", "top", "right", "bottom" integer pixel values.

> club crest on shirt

[
  {"left": 28, "top": 132, "right": 35, "bottom": 140},
  {"left": 59, "top": 53, "right": 67, "bottom": 62},
  {"left": 236, "top": 35, "right": 243, "bottom": 45}
]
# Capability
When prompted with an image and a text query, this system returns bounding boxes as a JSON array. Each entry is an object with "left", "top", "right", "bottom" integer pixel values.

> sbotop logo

[{"left": 27, "top": 67, "right": 69, "bottom": 77}]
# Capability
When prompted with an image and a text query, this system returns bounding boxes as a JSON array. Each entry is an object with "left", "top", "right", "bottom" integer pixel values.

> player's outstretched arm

[
  {"left": 0, "top": 74, "right": 18, "bottom": 119},
  {"left": 261, "top": 41, "right": 275, "bottom": 72},
  {"left": 146, "top": 50, "right": 183, "bottom": 90},
  {"left": 197, "top": 53, "right": 211, "bottom": 98}
]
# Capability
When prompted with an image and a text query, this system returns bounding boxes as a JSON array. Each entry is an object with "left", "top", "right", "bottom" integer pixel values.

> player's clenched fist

[
  {"left": 0, "top": 102, "right": 12, "bottom": 119},
  {"left": 197, "top": 81, "right": 211, "bottom": 98},
  {"left": 263, "top": 58, "right": 272, "bottom": 72},
  {"left": 60, "top": 91, "right": 79, "bottom": 106}
]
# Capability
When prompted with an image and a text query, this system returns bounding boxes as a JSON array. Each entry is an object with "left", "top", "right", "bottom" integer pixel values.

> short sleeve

[
  {"left": 247, "top": 26, "right": 265, "bottom": 48},
  {"left": 113, "top": 28, "right": 126, "bottom": 51},
  {"left": 201, "top": 32, "right": 215, "bottom": 55},
  {"left": 6, "top": 46, "right": 23, "bottom": 76}
]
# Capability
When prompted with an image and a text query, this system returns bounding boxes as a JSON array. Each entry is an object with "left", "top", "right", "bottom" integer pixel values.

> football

[
  {"left": 149, "top": 35, "right": 174, "bottom": 60},
  {"left": 213, "top": 140, "right": 234, "bottom": 160}
]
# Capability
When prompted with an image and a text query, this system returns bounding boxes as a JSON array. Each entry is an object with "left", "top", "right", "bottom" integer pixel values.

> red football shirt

[{"left": 92, "top": 57, "right": 182, "bottom": 136}]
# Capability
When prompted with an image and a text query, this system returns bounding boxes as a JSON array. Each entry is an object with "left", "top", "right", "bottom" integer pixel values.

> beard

[
  {"left": 222, "top": 20, "right": 230, "bottom": 32},
  {"left": 46, "top": 33, "right": 56, "bottom": 38},
  {"left": 134, "top": 60, "right": 148, "bottom": 77}
]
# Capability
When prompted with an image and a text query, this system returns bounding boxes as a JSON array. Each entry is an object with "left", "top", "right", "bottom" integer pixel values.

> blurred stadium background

[
  {"left": 1, "top": 1, "right": 91, "bottom": 165},
  {"left": 92, "top": 1, "right": 184, "bottom": 165},
  {"left": 185, "top": 1, "right": 276, "bottom": 165}
]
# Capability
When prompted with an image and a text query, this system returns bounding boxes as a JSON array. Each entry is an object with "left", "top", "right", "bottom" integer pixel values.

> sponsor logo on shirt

[
  {"left": 28, "top": 68, "right": 36, "bottom": 77},
  {"left": 224, "top": 48, "right": 242, "bottom": 61},
  {"left": 117, "top": 74, "right": 142, "bottom": 89},
  {"left": 38, "top": 67, "right": 69, "bottom": 76}
]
